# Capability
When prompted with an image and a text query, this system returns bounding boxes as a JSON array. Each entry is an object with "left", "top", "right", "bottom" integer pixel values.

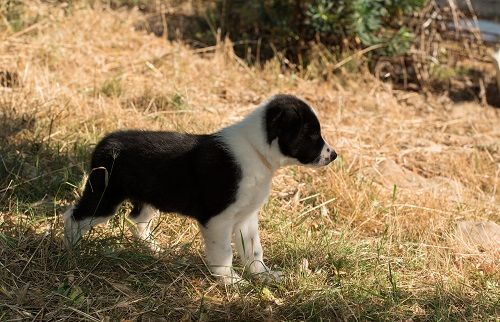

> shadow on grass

[
  {"left": 134, "top": 11, "right": 285, "bottom": 65},
  {"left": 136, "top": 13, "right": 213, "bottom": 47},
  {"left": 2, "top": 226, "right": 497, "bottom": 321},
  {"left": 1, "top": 214, "right": 497, "bottom": 321},
  {"left": 0, "top": 224, "right": 220, "bottom": 321},
  {"left": 449, "top": 81, "right": 500, "bottom": 108},
  {"left": 0, "top": 110, "right": 92, "bottom": 217}
]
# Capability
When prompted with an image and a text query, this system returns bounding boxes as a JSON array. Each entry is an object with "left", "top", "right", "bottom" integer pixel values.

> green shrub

[
  {"left": 196, "top": 0, "right": 426, "bottom": 65},
  {"left": 307, "top": 0, "right": 425, "bottom": 56}
]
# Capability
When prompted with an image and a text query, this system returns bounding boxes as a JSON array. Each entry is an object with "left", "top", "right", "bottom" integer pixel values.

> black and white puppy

[{"left": 64, "top": 94, "right": 337, "bottom": 284}]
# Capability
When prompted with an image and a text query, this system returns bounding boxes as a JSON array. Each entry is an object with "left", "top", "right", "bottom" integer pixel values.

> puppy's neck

[
  {"left": 249, "top": 141, "right": 273, "bottom": 172},
  {"left": 218, "top": 105, "right": 286, "bottom": 173}
]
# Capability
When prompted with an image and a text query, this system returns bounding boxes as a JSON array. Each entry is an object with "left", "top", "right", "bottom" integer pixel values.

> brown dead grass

[{"left": 0, "top": 1, "right": 499, "bottom": 321}]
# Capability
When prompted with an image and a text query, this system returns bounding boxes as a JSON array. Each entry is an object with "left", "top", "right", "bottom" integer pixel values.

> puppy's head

[{"left": 264, "top": 94, "right": 337, "bottom": 167}]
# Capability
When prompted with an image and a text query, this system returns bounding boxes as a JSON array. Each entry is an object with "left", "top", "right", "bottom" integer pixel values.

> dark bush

[{"left": 197, "top": 0, "right": 426, "bottom": 65}]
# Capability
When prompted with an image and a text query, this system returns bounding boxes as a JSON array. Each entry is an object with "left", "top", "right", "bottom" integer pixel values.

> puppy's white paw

[
  {"left": 254, "top": 270, "right": 283, "bottom": 283},
  {"left": 211, "top": 269, "right": 247, "bottom": 286},
  {"left": 219, "top": 274, "right": 247, "bottom": 286},
  {"left": 147, "top": 240, "right": 161, "bottom": 254}
]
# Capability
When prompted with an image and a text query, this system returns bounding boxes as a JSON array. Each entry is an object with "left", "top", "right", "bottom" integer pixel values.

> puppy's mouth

[{"left": 312, "top": 143, "right": 337, "bottom": 166}]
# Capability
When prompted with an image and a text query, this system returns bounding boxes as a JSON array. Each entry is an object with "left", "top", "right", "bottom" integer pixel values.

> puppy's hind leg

[
  {"left": 129, "top": 203, "right": 160, "bottom": 252},
  {"left": 64, "top": 167, "right": 121, "bottom": 248}
]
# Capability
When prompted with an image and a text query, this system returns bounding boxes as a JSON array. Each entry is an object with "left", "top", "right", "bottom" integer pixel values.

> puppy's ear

[{"left": 265, "top": 105, "right": 301, "bottom": 144}]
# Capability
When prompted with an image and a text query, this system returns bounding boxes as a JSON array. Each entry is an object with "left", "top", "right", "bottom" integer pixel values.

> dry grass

[{"left": 1, "top": 2, "right": 499, "bottom": 321}]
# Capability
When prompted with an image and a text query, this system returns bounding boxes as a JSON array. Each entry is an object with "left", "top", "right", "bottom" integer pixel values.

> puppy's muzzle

[
  {"left": 328, "top": 149, "right": 337, "bottom": 162},
  {"left": 315, "top": 142, "right": 337, "bottom": 166}
]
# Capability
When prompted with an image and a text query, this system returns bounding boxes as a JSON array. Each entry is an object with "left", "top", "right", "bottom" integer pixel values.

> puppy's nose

[{"left": 330, "top": 150, "right": 337, "bottom": 161}]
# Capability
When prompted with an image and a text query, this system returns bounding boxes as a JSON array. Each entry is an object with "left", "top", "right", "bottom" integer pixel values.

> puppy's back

[{"left": 87, "top": 130, "right": 242, "bottom": 223}]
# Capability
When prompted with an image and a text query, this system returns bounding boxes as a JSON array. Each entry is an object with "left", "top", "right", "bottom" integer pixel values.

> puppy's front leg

[
  {"left": 234, "top": 211, "right": 282, "bottom": 281},
  {"left": 199, "top": 216, "right": 242, "bottom": 285}
]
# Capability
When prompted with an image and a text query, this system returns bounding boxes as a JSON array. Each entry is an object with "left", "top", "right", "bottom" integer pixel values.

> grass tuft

[{"left": 100, "top": 77, "right": 123, "bottom": 98}]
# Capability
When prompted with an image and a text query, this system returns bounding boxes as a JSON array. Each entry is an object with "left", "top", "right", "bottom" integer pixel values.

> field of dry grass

[{"left": 1, "top": 1, "right": 499, "bottom": 321}]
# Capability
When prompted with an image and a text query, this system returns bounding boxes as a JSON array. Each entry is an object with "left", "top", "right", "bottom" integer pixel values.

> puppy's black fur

[
  {"left": 265, "top": 95, "right": 332, "bottom": 164},
  {"left": 72, "top": 132, "right": 241, "bottom": 226},
  {"left": 70, "top": 94, "right": 334, "bottom": 229}
]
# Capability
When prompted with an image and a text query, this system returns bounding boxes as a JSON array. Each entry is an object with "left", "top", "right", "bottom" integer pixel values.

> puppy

[{"left": 63, "top": 94, "right": 337, "bottom": 284}]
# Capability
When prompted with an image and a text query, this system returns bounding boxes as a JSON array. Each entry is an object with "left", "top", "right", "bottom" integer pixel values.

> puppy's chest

[{"left": 235, "top": 172, "right": 272, "bottom": 215}]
